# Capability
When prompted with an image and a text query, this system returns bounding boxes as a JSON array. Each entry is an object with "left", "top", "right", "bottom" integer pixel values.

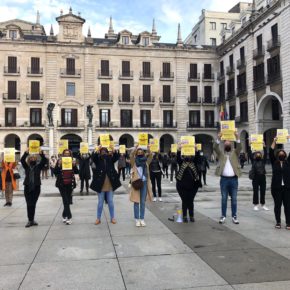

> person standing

[
  {"left": 169, "top": 151, "right": 178, "bottom": 184},
  {"left": 213, "top": 131, "right": 241, "bottom": 225},
  {"left": 49, "top": 156, "right": 56, "bottom": 178},
  {"left": 250, "top": 148, "right": 269, "bottom": 211},
  {"left": 130, "top": 144, "right": 153, "bottom": 227},
  {"left": 118, "top": 153, "right": 126, "bottom": 181},
  {"left": 90, "top": 146, "right": 121, "bottom": 225},
  {"left": 239, "top": 152, "right": 246, "bottom": 169},
  {"left": 21, "top": 149, "right": 47, "bottom": 228},
  {"left": 54, "top": 149, "right": 79, "bottom": 225},
  {"left": 76, "top": 152, "right": 91, "bottom": 195},
  {"left": 149, "top": 153, "right": 163, "bottom": 202},
  {"left": 162, "top": 154, "right": 169, "bottom": 179},
  {"left": 197, "top": 152, "right": 210, "bottom": 186},
  {"left": 270, "top": 137, "right": 290, "bottom": 230},
  {"left": 1, "top": 159, "right": 17, "bottom": 207},
  {"left": 41, "top": 156, "right": 49, "bottom": 179},
  {"left": 125, "top": 155, "right": 131, "bottom": 178},
  {"left": 176, "top": 150, "right": 200, "bottom": 223}
]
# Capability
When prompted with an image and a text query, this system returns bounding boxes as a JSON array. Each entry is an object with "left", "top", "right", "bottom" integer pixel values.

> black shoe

[
  {"left": 190, "top": 217, "right": 195, "bottom": 223},
  {"left": 183, "top": 217, "right": 188, "bottom": 223},
  {"left": 86, "top": 190, "right": 89, "bottom": 195},
  {"left": 3, "top": 203, "right": 8, "bottom": 207},
  {"left": 25, "top": 221, "right": 32, "bottom": 228},
  {"left": 7, "top": 202, "right": 12, "bottom": 207},
  {"left": 31, "top": 221, "right": 38, "bottom": 226}
]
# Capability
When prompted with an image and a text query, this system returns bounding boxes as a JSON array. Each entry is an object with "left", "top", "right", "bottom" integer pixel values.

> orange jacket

[{"left": 1, "top": 161, "right": 17, "bottom": 191}]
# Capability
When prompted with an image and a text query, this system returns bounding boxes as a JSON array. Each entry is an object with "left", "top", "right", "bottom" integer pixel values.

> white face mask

[{"left": 200, "top": 152, "right": 203, "bottom": 156}]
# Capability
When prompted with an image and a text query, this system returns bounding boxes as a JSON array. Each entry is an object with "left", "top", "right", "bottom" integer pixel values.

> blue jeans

[
  {"left": 97, "top": 191, "right": 114, "bottom": 219},
  {"left": 134, "top": 181, "right": 147, "bottom": 219},
  {"left": 220, "top": 177, "right": 238, "bottom": 218}
]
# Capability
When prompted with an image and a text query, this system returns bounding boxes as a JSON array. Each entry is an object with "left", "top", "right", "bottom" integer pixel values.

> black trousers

[
  {"left": 118, "top": 167, "right": 126, "bottom": 181},
  {"left": 60, "top": 186, "right": 73, "bottom": 219},
  {"left": 198, "top": 171, "right": 207, "bottom": 185},
  {"left": 24, "top": 186, "right": 41, "bottom": 222},
  {"left": 271, "top": 186, "right": 290, "bottom": 225},
  {"left": 163, "top": 166, "right": 169, "bottom": 178},
  {"left": 170, "top": 166, "right": 178, "bottom": 182},
  {"left": 177, "top": 183, "right": 198, "bottom": 218},
  {"left": 252, "top": 175, "right": 266, "bottom": 205},
  {"left": 150, "top": 171, "right": 162, "bottom": 197},
  {"left": 80, "top": 178, "right": 89, "bottom": 192}
]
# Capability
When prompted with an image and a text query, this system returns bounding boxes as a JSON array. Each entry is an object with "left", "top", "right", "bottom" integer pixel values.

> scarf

[
  {"left": 176, "top": 162, "right": 199, "bottom": 182},
  {"left": 135, "top": 156, "right": 147, "bottom": 177}
]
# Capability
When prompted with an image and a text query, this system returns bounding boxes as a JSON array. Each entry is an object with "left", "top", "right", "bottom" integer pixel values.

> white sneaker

[
  {"left": 170, "top": 181, "right": 173, "bottom": 184},
  {"left": 135, "top": 219, "right": 141, "bottom": 227},
  {"left": 253, "top": 205, "right": 259, "bottom": 211},
  {"left": 159, "top": 198, "right": 163, "bottom": 202},
  {"left": 62, "top": 218, "right": 67, "bottom": 223},
  {"left": 140, "top": 220, "right": 146, "bottom": 227},
  {"left": 153, "top": 198, "right": 157, "bottom": 202},
  {"left": 219, "top": 216, "right": 226, "bottom": 224},
  {"left": 66, "top": 219, "right": 72, "bottom": 225},
  {"left": 262, "top": 205, "right": 269, "bottom": 211}
]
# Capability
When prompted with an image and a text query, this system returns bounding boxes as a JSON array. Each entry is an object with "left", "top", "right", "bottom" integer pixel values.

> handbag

[
  {"left": 131, "top": 166, "right": 145, "bottom": 190},
  {"left": 13, "top": 168, "right": 21, "bottom": 180}
]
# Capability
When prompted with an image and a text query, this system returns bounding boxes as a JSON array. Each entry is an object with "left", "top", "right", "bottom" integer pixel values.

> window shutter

[
  {"left": 61, "top": 109, "right": 65, "bottom": 126},
  {"left": 8, "top": 81, "right": 17, "bottom": 99},
  {"left": 101, "top": 84, "right": 109, "bottom": 100},
  {"left": 71, "top": 109, "right": 78, "bottom": 126},
  {"left": 143, "top": 62, "right": 151, "bottom": 76},
  {"left": 31, "top": 57, "right": 40, "bottom": 73},
  {"left": 122, "top": 84, "right": 130, "bottom": 101},
  {"left": 143, "top": 85, "right": 151, "bottom": 101},
  {"left": 31, "top": 81, "right": 40, "bottom": 100},
  {"left": 190, "top": 86, "right": 198, "bottom": 102},
  {"left": 190, "top": 64, "right": 197, "bottom": 78},
  {"left": 8, "top": 56, "right": 17, "bottom": 73},
  {"left": 66, "top": 58, "right": 75, "bottom": 74},
  {"left": 204, "top": 64, "right": 212, "bottom": 78},
  {"left": 163, "top": 63, "right": 171, "bottom": 77},
  {"left": 122, "top": 61, "right": 130, "bottom": 75},
  {"left": 101, "top": 60, "right": 109, "bottom": 75},
  {"left": 163, "top": 86, "right": 171, "bottom": 102}
]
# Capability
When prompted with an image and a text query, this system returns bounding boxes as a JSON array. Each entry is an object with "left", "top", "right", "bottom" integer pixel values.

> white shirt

[
  {"left": 222, "top": 155, "right": 235, "bottom": 177},
  {"left": 137, "top": 166, "right": 146, "bottom": 181}
]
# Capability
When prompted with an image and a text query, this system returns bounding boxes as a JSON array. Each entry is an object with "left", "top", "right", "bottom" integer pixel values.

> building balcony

[
  {"left": 188, "top": 97, "right": 201, "bottom": 105},
  {"left": 27, "top": 67, "right": 43, "bottom": 76},
  {"left": 160, "top": 72, "right": 174, "bottom": 81},
  {"left": 217, "top": 72, "right": 225, "bottom": 81},
  {"left": 253, "top": 78, "right": 266, "bottom": 90},
  {"left": 2, "top": 93, "right": 21, "bottom": 102},
  {"left": 163, "top": 121, "right": 177, "bottom": 128},
  {"left": 3, "top": 66, "right": 20, "bottom": 76},
  {"left": 205, "top": 122, "right": 218, "bottom": 128},
  {"left": 188, "top": 73, "right": 200, "bottom": 82},
  {"left": 226, "top": 91, "right": 236, "bottom": 101},
  {"left": 139, "top": 96, "right": 155, "bottom": 105},
  {"left": 253, "top": 47, "right": 265, "bottom": 60},
  {"left": 217, "top": 96, "right": 225, "bottom": 105},
  {"left": 267, "top": 72, "right": 281, "bottom": 84},
  {"left": 202, "top": 97, "right": 216, "bottom": 105},
  {"left": 119, "top": 71, "right": 134, "bottom": 80},
  {"left": 139, "top": 72, "right": 154, "bottom": 80},
  {"left": 187, "top": 122, "right": 201, "bottom": 129},
  {"left": 118, "top": 96, "right": 135, "bottom": 105},
  {"left": 98, "top": 70, "right": 113, "bottom": 79},
  {"left": 60, "top": 68, "right": 81, "bottom": 78},
  {"left": 159, "top": 97, "right": 175, "bottom": 106},
  {"left": 267, "top": 36, "right": 281, "bottom": 52},
  {"left": 226, "top": 66, "right": 235, "bottom": 76},
  {"left": 57, "top": 121, "right": 85, "bottom": 129},
  {"left": 26, "top": 94, "right": 44, "bottom": 103},
  {"left": 202, "top": 73, "right": 215, "bottom": 81},
  {"left": 236, "top": 59, "right": 247, "bottom": 70},
  {"left": 97, "top": 96, "right": 114, "bottom": 104},
  {"left": 0, "top": 121, "right": 46, "bottom": 129},
  {"left": 236, "top": 86, "right": 248, "bottom": 97}
]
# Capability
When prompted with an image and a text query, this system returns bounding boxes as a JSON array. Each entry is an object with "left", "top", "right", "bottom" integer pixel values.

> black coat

[
  {"left": 90, "top": 152, "right": 121, "bottom": 193},
  {"left": 20, "top": 152, "right": 47, "bottom": 193},
  {"left": 76, "top": 153, "right": 91, "bottom": 180},
  {"left": 54, "top": 162, "right": 79, "bottom": 189},
  {"left": 270, "top": 148, "right": 290, "bottom": 190}
]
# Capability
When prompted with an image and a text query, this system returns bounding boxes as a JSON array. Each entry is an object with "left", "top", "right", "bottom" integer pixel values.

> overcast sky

[{"left": 0, "top": 0, "right": 249, "bottom": 42}]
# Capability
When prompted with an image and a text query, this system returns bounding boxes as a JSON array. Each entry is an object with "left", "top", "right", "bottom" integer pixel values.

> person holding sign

[
  {"left": 54, "top": 149, "right": 79, "bottom": 225},
  {"left": 149, "top": 152, "right": 164, "bottom": 202},
  {"left": 169, "top": 149, "right": 178, "bottom": 184},
  {"left": 20, "top": 149, "right": 47, "bottom": 228},
  {"left": 76, "top": 152, "right": 91, "bottom": 195},
  {"left": 90, "top": 146, "right": 121, "bottom": 225},
  {"left": 213, "top": 131, "right": 241, "bottom": 225},
  {"left": 270, "top": 137, "right": 290, "bottom": 230},
  {"left": 117, "top": 153, "right": 127, "bottom": 182}
]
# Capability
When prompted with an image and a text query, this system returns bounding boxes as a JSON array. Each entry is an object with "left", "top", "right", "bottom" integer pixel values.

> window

[
  {"left": 8, "top": 81, "right": 17, "bottom": 99},
  {"left": 221, "top": 23, "right": 227, "bottom": 30},
  {"left": 162, "top": 62, "right": 171, "bottom": 77},
  {"left": 210, "top": 22, "right": 216, "bottom": 30},
  {"left": 257, "top": 34, "right": 263, "bottom": 51},
  {"left": 219, "top": 83, "right": 225, "bottom": 101},
  {"left": 271, "top": 23, "right": 278, "bottom": 40},
  {"left": 267, "top": 55, "right": 280, "bottom": 77},
  {"left": 122, "top": 61, "right": 131, "bottom": 76},
  {"left": 9, "top": 30, "right": 17, "bottom": 39},
  {"left": 101, "top": 60, "right": 110, "bottom": 76},
  {"left": 227, "top": 79, "right": 235, "bottom": 97},
  {"left": 189, "top": 63, "right": 198, "bottom": 78},
  {"left": 229, "top": 106, "right": 236, "bottom": 120},
  {"left": 189, "top": 111, "right": 200, "bottom": 127},
  {"left": 204, "top": 64, "right": 212, "bottom": 79},
  {"left": 142, "top": 62, "right": 151, "bottom": 77},
  {"left": 220, "top": 61, "right": 224, "bottom": 75},
  {"left": 100, "top": 109, "right": 110, "bottom": 127},
  {"left": 253, "top": 63, "right": 265, "bottom": 82},
  {"left": 122, "top": 84, "right": 130, "bottom": 102},
  {"left": 31, "top": 81, "right": 40, "bottom": 100},
  {"left": 237, "top": 73, "right": 247, "bottom": 91},
  {"left": 272, "top": 99, "right": 280, "bottom": 121},
  {"left": 66, "top": 58, "right": 75, "bottom": 75},
  {"left": 205, "top": 111, "right": 214, "bottom": 127},
  {"left": 8, "top": 56, "right": 17, "bottom": 73},
  {"left": 190, "top": 86, "right": 198, "bottom": 103},
  {"left": 122, "top": 36, "right": 129, "bottom": 45},
  {"left": 30, "top": 108, "right": 42, "bottom": 126},
  {"left": 210, "top": 38, "right": 217, "bottom": 46},
  {"left": 66, "top": 82, "right": 75, "bottom": 96},
  {"left": 121, "top": 110, "right": 132, "bottom": 127},
  {"left": 194, "top": 35, "right": 197, "bottom": 43},
  {"left": 61, "top": 108, "right": 77, "bottom": 127},
  {"left": 143, "top": 37, "right": 149, "bottom": 46},
  {"left": 240, "top": 101, "right": 248, "bottom": 122},
  {"left": 229, "top": 54, "right": 234, "bottom": 68},
  {"left": 31, "top": 57, "right": 40, "bottom": 74},
  {"left": 143, "top": 85, "right": 151, "bottom": 102},
  {"left": 163, "top": 110, "right": 173, "bottom": 127},
  {"left": 101, "top": 84, "right": 110, "bottom": 101},
  {"left": 204, "top": 86, "right": 212, "bottom": 103},
  {"left": 240, "top": 47, "right": 245, "bottom": 62},
  {"left": 162, "top": 85, "right": 171, "bottom": 102},
  {"left": 5, "top": 108, "right": 16, "bottom": 127},
  {"left": 141, "top": 110, "right": 151, "bottom": 127}
]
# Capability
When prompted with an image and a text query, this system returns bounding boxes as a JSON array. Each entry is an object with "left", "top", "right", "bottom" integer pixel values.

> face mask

[
  {"left": 279, "top": 155, "right": 286, "bottom": 161},
  {"left": 225, "top": 146, "right": 231, "bottom": 152},
  {"left": 255, "top": 156, "right": 262, "bottom": 161},
  {"left": 30, "top": 161, "right": 36, "bottom": 166},
  {"left": 184, "top": 157, "right": 191, "bottom": 162},
  {"left": 200, "top": 153, "right": 203, "bottom": 156}
]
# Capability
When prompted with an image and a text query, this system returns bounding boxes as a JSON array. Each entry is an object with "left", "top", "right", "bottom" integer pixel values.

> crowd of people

[{"left": 0, "top": 132, "right": 290, "bottom": 231}]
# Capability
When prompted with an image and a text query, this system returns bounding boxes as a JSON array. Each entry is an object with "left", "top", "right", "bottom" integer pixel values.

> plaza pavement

[{"left": 1, "top": 164, "right": 290, "bottom": 290}]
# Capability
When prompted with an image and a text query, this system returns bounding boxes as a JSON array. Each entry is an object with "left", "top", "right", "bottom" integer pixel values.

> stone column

[
  {"left": 88, "top": 125, "right": 93, "bottom": 146},
  {"left": 49, "top": 126, "right": 54, "bottom": 157}
]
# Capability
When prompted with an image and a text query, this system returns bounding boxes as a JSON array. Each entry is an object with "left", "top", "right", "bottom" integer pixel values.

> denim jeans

[
  {"left": 134, "top": 181, "right": 147, "bottom": 219},
  {"left": 220, "top": 177, "right": 238, "bottom": 218},
  {"left": 97, "top": 191, "right": 114, "bottom": 219}
]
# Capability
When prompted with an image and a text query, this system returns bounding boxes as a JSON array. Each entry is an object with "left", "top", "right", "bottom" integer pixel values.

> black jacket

[
  {"left": 251, "top": 148, "right": 267, "bottom": 176},
  {"left": 76, "top": 153, "right": 91, "bottom": 180},
  {"left": 196, "top": 155, "right": 210, "bottom": 172},
  {"left": 270, "top": 148, "right": 290, "bottom": 190},
  {"left": 21, "top": 152, "right": 47, "bottom": 189},
  {"left": 54, "top": 161, "right": 79, "bottom": 189},
  {"left": 90, "top": 152, "right": 121, "bottom": 193}
]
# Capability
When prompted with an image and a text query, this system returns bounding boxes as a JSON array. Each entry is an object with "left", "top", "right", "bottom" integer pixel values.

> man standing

[
  {"left": 213, "top": 131, "right": 241, "bottom": 224},
  {"left": 197, "top": 152, "right": 210, "bottom": 186}
]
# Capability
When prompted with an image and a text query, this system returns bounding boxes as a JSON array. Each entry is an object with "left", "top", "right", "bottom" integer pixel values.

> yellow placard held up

[
  {"left": 196, "top": 144, "right": 202, "bottom": 151},
  {"left": 100, "top": 134, "right": 111, "bottom": 147},
  {"left": 58, "top": 140, "right": 69, "bottom": 154},
  {"left": 138, "top": 133, "right": 148, "bottom": 146},
  {"left": 221, "top": 121, "right": 236, "bottom": 141},
  {"left": 180, "top": 136, "right": 195, "bottom": 146},
  {"left": 95, "top": 145, "right": 100, "bottom": 152},
  {"left": 4, "top": 148, "right": 15, "bottom": 163},
  {"left": 62, "top": 157, "right": 72, "bottom": 170},
  {"left": 171, "top": 144, "right": 177, "bottom": 153},
  {"left": 80, "top": 142, "right": 89, "bottom": 154},
  {"left": 181, "top": 146, "right": 195, "bottom": 156},
  {"left": 29, "top": 140, "right": 40, "bottom": 154},
  {"left": 250, "top": 134, "right": 263, "bottom": 144},
  {"left": 119, "top": 145, "right": 126, "bottom": 154},
  {"left": 251, "top": 143, "right": 264, "bottom": 152},
  {"left": 149, "top": 138, "right": 159, "bottom": 153},
  {"left": 276, "top": 129, "right": 289, "bottom": 144}
]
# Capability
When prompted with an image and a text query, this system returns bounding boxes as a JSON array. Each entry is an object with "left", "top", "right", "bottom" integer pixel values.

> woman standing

[
  {"left": 54, "top": 149, "right": 79, "bottom": 225},
  {"left": 1, "top": 159, "right": 17, "bottom": 207},
  {"left": 118, "top": 153, "right": 126, "bottom": 181},
  {"left": 21, "top": 149, "right": 47, "bottom": 228},
  {"left": 76, "top": 152, "right": 91, "bottom": 195},
  {"left": 176, "top": 150, "right": 200, "bottom": 223},
  {"left": 130, "top": 144, "right": 153, "bottom": 227},
  {"left": 270, "top": 137, "right": 290, "bottom": 230},
  {"left": 149, "top": 153, "right": 163, "bottom": 202},
  {"left": 90, "top": 146, "right": 121, "bottom": 225}
]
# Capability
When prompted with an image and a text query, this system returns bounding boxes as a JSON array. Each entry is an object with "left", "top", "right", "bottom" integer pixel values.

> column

[
  {"left": 88, "top": 125, "right": 93, "bottom": 146},
  {"left": 49, "top": 126, "right": 54, "bottom": 157}
]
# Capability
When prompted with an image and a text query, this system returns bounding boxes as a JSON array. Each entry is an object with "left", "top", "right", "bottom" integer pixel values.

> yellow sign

[
  {"left": 80, "top": 142, "right": 89, "bottom": 154},
  {"left": 181, "top": 146, "right": 195, "bottom": 156},
  {"left": 119, "top": 145, "right": 126, "bottom": 154},
  {"left": 95, "top": 146, "right": 100, "bottom": 152},
  {"left": 58, "top": 140, "right": 69, "bottom": 154},
  {"left": 4, "top": 148, "right": 15, "bottom": 163},
  {"left": 250, "top": 134, "right": 263, "bottom": 144},
  {"left": 251, "top": 143, "right": 264, "bottom": 152},
  {"left": 138, "top": 133, "right": 148, "bottom": 146},
  {"left": 62, "top": 157, "right": 72, "bottom": 170},
  {"left": 171, "top": 144, "right": 177, "bottom": 153},
  {"left": 277, "top": 129, "right": 289, "bottom": 144},
  {"left": 100, "top": 134, "right": 111, "bottom": 147},
  {"left": 29, "top": 140, "right": 40, "bottom": 154},
  {"left": 149, "top": 138, "right": 159, "bottom": 153},
  {"left": 221, "top": 121, "right": 236, "bottom": 141},
  {"left": 180, "top": 136, "right": 195, "bottom": 146},
  {"left": 196, "top": 144, "right": 202, "bottom": 151}
]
